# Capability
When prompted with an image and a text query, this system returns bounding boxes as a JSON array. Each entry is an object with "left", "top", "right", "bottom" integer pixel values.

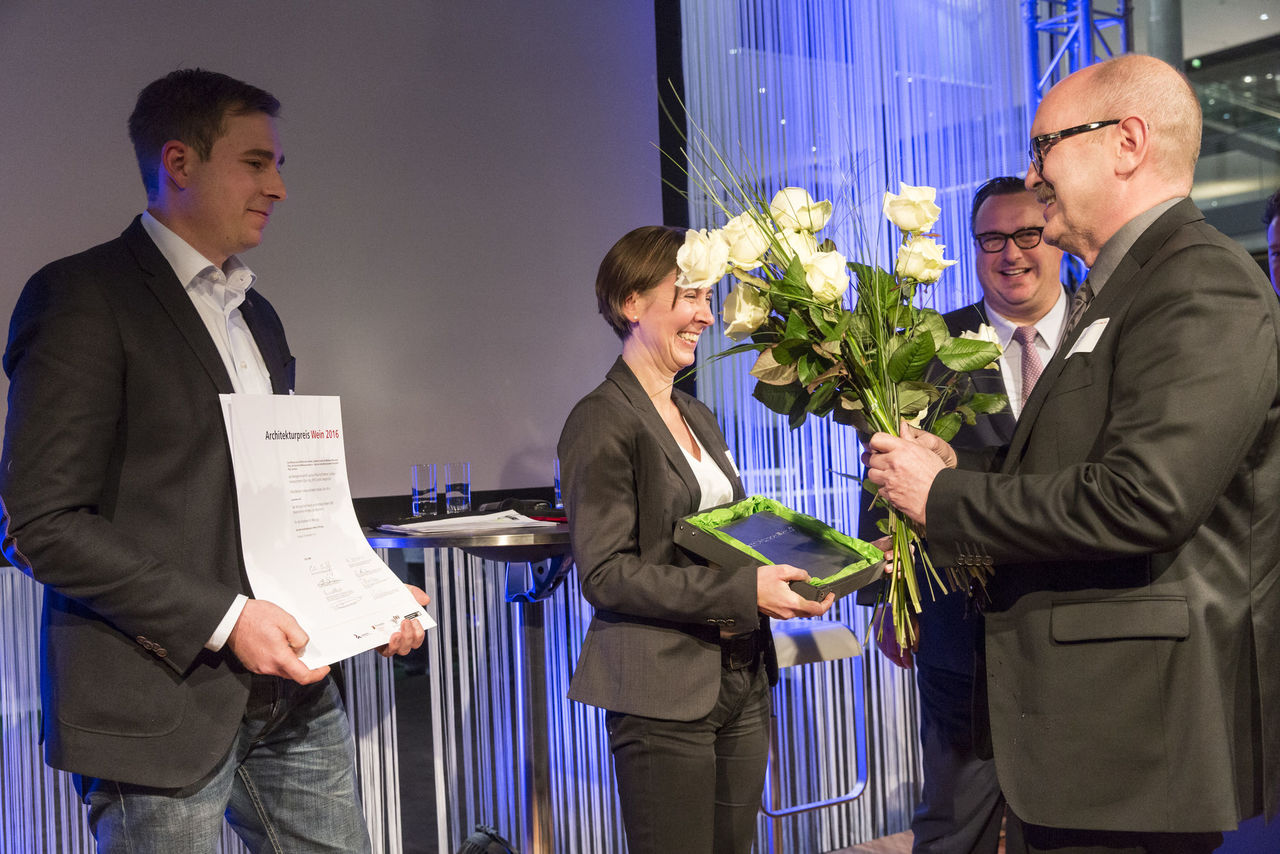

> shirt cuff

[{"left": 205, "top": 594, "right": 249, "bottom": 651}]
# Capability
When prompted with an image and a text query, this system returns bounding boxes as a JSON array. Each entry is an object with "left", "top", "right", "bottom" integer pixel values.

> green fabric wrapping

[{"left": 683, "top": 496, "right": 881, "bottom": 586}]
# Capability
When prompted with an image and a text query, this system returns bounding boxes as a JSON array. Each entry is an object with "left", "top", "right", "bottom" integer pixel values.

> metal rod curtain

[{"left": 679, "top": 1, "right": 1030, "bottom": 848}]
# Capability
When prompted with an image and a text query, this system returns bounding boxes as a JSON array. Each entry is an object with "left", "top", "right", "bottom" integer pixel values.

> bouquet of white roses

[{"left": 677, "top": 183, "right": 1006, "bottom": 649}]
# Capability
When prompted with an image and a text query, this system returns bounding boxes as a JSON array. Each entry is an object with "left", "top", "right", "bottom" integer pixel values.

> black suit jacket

[
  {"left": 927, "top": 200, "right": 1280, "bottom": 830},
  {"left": 0, "top": 217, "right": 295, "bottom": 787},
  {"left": 558, "top": 357, "right": 773, "bottom": 720}
]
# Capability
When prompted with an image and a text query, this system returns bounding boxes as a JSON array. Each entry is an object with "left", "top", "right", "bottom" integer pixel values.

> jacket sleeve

[
  {"left": 927, "top": 240, "right": 1278, "bottom": 567},
  {"left": 557, "top": 392, "right": 759, "bottom": 630}
]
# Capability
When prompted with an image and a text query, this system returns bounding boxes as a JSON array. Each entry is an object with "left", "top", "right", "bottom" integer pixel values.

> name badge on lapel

[{"left": 1066, "top": 317, "right": 1109, "bottom": 358}]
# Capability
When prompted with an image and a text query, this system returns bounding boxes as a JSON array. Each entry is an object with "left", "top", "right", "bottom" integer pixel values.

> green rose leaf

[
  {"left": 806, "top": 381, "right": 838, "bottom": 416},
  {"left": 778, "top": 255, "right": 808, "bottom": 297},
  {"left": 888, "top": 332, "right": 936, "bottom": 383},
  {"left": 751, "top": 347, "right": 800, "bottom": 385},
  {"left": 937, "top": 337, "right": 1001, "bottom": 372},
  {"left": 967, "top": 392, "right": 1009, "bottom": 415},
  {"left": 832, "top": 392, "right": 873, "bottom": 434},
  {"left": 752, "top": 379, "right": 808, "bottom": 426},
  {"left": 931, "top": 411, "right": 962, "bottom": 442},
  {"left": 917, "top": 309, "right": 949, "bottom": 350},
  {"left": 808, "top": 305, "right": 839, "bottom": 338},
  {"left": 784, "top": 308, "right": 810, "bottom": 340},
  {"left": 796, "top": 351, "right": 828, "bottom": 387},
  {"left": 895, "top": 382, "right": 933, "bottom": 415}
]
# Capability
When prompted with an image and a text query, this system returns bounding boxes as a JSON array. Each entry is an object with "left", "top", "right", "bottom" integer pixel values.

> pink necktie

[{"left": 1012, "top": 325, "right": 1043, "bottom": 407}]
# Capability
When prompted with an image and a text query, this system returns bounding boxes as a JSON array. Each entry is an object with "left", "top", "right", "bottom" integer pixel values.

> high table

[{"left": 367, "top": 524, "right": 575, "bottom": 854}]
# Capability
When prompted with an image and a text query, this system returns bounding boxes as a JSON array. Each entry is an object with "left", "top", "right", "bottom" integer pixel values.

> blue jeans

[{"left": 77, "top": 676, "right": 372, "bottom": 853}]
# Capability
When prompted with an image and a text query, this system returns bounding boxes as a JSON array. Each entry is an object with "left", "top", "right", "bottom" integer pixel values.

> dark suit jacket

[
  {"left": 558, "top": 356, "right": 773, "bottom": 720},
  {"left": 927, "top": 200, "right": 1280, "bottom": 830},
  {"left": 0, "top": 217, "right": 295, "bottom": 787}
]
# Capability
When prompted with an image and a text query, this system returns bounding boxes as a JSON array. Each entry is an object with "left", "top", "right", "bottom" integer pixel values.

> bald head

[
  {"left": 1027, "top": 54, "right": 1202, "bottom": 263},
  {"left": 1084, "top": 54, "right": 1202, "bottom": 189}
]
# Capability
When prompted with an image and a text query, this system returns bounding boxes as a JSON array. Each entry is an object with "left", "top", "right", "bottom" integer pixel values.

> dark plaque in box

[{"left": 675, "top": 496, "right": 883, "bottom": 602}]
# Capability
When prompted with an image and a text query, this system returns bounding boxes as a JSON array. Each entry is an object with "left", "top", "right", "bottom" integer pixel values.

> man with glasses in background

[
  {"left": 865, "top": 54, "right": 1279, "bottom": 852},
  {"left": 874, "top": 177, "right": 1067, "bottom": 854}
]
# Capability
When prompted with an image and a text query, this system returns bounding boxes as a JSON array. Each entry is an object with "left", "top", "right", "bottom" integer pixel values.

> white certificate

[{"left": 220, "top": 394, "right": 435, "bottom": 667}]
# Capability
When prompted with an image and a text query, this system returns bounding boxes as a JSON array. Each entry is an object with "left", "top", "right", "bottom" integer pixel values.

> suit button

[{"left": 154, "top": 648, "right": 167, "bottom": 658}]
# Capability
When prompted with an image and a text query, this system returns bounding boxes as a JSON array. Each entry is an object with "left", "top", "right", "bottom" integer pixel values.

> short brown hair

[
  {"left": 128, "top": 68, "right": 280, "bottom": 199},
  {"left": 596, "top": 225, "right": 686, "bottom": 339}
]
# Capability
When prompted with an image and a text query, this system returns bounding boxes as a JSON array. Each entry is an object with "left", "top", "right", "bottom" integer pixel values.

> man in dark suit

[
  {"left": 865, "top": 54, "right": 1279, "bottom": 853},
  {"left": 0, "top": 69, "right": 426, "bottom": 851},
  {"left": 874, "top": 177, "right": 1067, "bottom": 854}
]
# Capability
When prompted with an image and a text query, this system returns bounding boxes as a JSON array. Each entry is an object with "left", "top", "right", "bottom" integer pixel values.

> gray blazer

[
  {"left": 928, "top": 200, "right": 1280, "bottom": 830},
  {"left": 0, "top": 217, "right": 294, "bottom": 788},
  {"left": 558, "top": 357, "right": 772, "bottom": 720}
]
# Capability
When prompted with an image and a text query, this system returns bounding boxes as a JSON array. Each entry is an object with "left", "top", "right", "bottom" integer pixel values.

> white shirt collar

[
  {"left": 140, "top": 211, "right": 256, "bottom": 299},
  {"left": 983, "top": 285, "right": 1070, "bottom": 350}
]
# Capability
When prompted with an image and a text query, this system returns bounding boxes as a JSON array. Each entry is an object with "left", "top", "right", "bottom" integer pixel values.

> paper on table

[
  {"left": 220, "top": 394, "right": 435, "bottom": 668},
  {"left": 379, "top": 510, "right": 561, "bottom": 535}
]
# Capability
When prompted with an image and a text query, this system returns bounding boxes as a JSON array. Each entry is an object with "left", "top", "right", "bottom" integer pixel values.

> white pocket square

[{"left": 1066, "top": 317, "right": 1109, "bottom": 357}]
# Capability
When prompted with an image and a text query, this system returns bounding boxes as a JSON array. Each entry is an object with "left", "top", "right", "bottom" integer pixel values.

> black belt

[{"left": 719, "top": 631, "right": 762, "bottom": 671}]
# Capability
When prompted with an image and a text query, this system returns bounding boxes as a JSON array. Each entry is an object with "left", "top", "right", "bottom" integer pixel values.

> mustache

[{"left": 1035, "top": 183, "right": 1056, "bottom": 205}]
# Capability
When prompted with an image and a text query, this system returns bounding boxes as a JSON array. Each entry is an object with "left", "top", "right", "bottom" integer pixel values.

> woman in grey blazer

[{"left": 557, "top": 226, "right": 832, "bottom": 854}]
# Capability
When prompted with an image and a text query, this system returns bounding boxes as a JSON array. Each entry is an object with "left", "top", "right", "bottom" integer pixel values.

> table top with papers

[{"left": 366, "top": 510, "right": 570, "bottom": 562}]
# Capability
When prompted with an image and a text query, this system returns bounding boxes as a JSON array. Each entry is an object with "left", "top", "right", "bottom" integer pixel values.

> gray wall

[{"left": 0, "top": 0, "right": 661, "bottom": 497}]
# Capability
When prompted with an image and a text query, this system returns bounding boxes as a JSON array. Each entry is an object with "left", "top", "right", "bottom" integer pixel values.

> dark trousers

[
  {"left": 1006, "top": 811, "right": 1223, "bottom": 854},
  {"left": 605, "top": 655, "right": 770, "bottom": 854},
  {"left": 912, "top": 664, "right": 1004, "bottom": 854}
]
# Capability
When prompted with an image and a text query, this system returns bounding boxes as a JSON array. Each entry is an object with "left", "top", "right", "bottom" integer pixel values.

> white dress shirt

[
  {"left": 680, "top": 426, "right": 736, "bottom": 511},
  {"left": 140, "top": 211, "right": 269, "bottom": 650}
]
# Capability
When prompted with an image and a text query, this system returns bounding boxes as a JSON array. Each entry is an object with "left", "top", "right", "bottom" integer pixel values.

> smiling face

[
  {"left": 623, "top": 271, "right": 714, "bottom": 381},
  {"left": 160, "top": 110, "right": 286, "bottom": 267},
  {"left": 972, "top": 190, "right": 1064, "bottom": 325}
]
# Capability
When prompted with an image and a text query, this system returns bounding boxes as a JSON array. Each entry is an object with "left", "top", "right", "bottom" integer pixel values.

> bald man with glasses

[{"left": 866, "top": 54, "right": 1279, "bottom": 853}]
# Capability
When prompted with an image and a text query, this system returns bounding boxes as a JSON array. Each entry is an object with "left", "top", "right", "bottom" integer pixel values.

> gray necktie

[
  {"left": 1063, "top": 280, "right": 1093, "bottom": 337},
  {"left": 1011, "top": 325, "right": 1043, "bottom": 407}
]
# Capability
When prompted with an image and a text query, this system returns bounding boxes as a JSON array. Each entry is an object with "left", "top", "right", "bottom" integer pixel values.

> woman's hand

[{"left": 757, "top": 564, "right": 835, "bottom": 619}]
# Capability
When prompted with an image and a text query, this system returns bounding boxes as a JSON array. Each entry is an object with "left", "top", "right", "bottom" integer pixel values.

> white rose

[
  {"left": 721, "top": 212, "right": 772, "bottom": 269},
  {"left": 895, "top": 235, "right": 958, "bottom": 284},
  {"left": 676, "top": 228, "right": 731, "bottom": 289},
  {"left": 958, "top": 323, "right": 1001, "bottom": 349},
  {"left": 803, "top": 250, "right": 850, "bottom": 303},
  {"left": 722, "top": 282, "right": 771, "bottom": 340},
  {"left": 769, "top": 187, "right": 832, "bottom": 232},
  {"left": 771, "top": 228, "right": 818, "bottom": 266},
  {"left": 882, "top": 183, "right": 942, "bottom": 234}
]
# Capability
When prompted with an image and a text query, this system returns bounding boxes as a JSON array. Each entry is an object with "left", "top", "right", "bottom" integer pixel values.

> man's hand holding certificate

[{"left": 220, "top": 394, "right": 435, "bottom": 672}]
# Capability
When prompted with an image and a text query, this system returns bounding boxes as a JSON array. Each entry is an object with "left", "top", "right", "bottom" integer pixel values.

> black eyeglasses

[
  {"left": 1028, "top": 120, "right": 1120, "bottom": 174},
  {"left": 974, "top": 227, "right": 1044, "bottom": 253}
]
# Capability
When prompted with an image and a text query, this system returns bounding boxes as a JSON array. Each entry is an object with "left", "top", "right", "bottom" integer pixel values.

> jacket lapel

[
  {"left": 124, "top": 217, "right": 235, "bottom": 395},
  {"left": 674, "top": 392, "right": 746, "bottom": 501},
  {"left": 1001, "top": 199, "right": 1204, "bottom": 470},
  {"left": 239, "top": 292, "right": 291, "bottom": 394},
  {"left": 606, "top": 357, "right": 704, "bottom": 507}
]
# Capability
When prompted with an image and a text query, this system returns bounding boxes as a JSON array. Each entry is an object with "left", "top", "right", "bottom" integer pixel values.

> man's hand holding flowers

[{"left": 863, "top": 422, "right": 959, "bottom": 527}]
